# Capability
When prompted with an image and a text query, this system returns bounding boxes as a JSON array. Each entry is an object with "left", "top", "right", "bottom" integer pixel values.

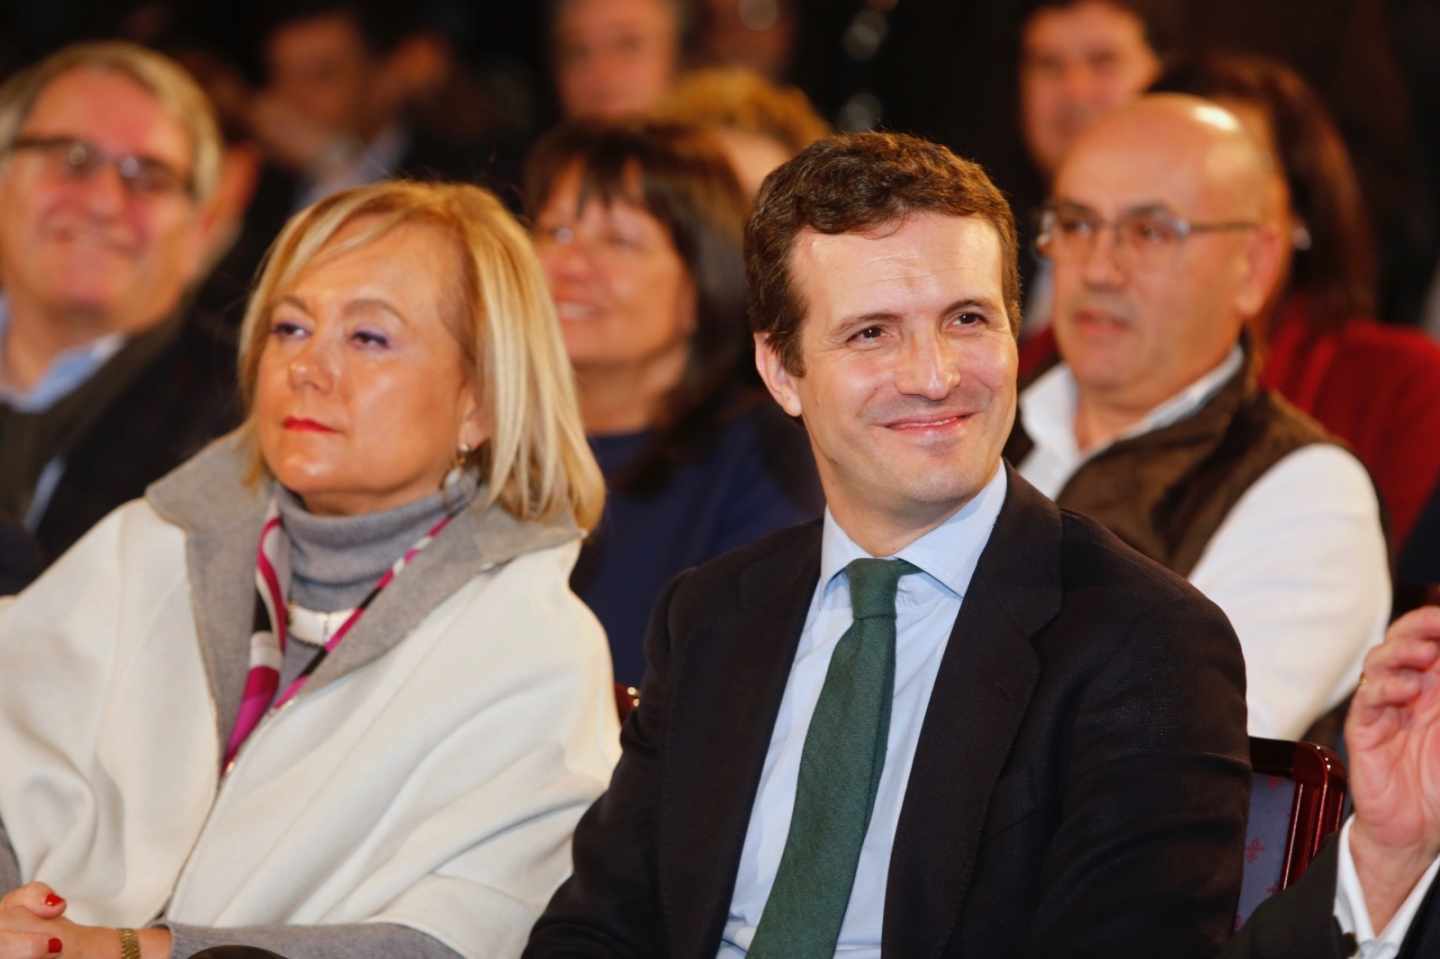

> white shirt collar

[
  {"left": 818, "top": 463, "right": 1009, "bottom": 602},
  {"left": 1021, "top": 345, "right": 1244, "bottom": 465}
]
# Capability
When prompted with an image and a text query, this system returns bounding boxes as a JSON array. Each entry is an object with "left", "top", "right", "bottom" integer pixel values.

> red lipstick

[{"left": 283, "top": 416, "right": 336, "bottom": 433}]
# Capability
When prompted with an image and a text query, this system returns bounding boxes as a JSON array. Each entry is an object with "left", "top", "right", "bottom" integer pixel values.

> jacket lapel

[
  {"left": 883, "top": 469, "right": 1062, "bottom": 957},
  {"left": 660, "top": 525, "right": 822, "bottom": 958}
]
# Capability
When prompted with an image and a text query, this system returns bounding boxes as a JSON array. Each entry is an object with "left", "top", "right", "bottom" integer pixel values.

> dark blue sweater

[{"left": 573, "top": 400, "right": 822, "bottom": 685}]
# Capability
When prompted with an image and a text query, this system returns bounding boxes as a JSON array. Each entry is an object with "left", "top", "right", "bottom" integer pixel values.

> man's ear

[
  {"left": 1233, "top": 221, "right": 1287, "bottom": 319},
  {"left": 754, "top": 333, "right": 803, "bottom": 417}
]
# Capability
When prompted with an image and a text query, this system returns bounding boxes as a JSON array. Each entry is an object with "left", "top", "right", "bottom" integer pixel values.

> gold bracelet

[{"left": 118, "top": 927, "right": 141, "bottom": 959}]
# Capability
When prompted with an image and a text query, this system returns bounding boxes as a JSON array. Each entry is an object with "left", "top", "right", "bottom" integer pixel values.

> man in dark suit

[
  {"left": 526, "top": 131, "right": 1251, "bottom": 957},
  {"left": 1224, "top": 605, "right": 1440, "bottom": 957},
  {"left": 0, "top": 42, "right": 237, "bottom": 583}
]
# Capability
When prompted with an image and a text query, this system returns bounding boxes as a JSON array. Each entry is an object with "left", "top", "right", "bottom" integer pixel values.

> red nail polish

[
  {"left": 48, "top": 938, "right": 62, "bottom": 953},
  {"left": 44, "top": 893, "right": 63, "bottom": 907}
]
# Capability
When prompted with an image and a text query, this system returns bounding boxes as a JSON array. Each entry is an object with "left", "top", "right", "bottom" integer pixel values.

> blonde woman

[{"left": 0, "top": 181, "right": 618, "bottom": 959}]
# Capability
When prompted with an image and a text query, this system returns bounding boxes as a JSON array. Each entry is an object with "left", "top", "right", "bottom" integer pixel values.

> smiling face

[
  {"left": 533, "top": 161, "right": 697, "bottom": 382},
  {"left": 254, "top": 218, "right": 486, "bottom": 516},
  {"left": 0, "top": 67, "right": 203, "bottom": 331},
  {"left": 756, "top": 212, "right": 1017, "bottom": 552}
]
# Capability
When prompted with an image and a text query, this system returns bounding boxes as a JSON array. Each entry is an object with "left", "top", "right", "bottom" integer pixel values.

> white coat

[{"left": 0, "top": 436, "right": 620, "bottom": 958}]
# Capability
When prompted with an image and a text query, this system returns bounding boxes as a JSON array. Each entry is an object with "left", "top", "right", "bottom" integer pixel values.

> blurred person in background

[
  {"left": 692, "top": 0, "right": 797, "bottom": 82},
  {"left": 526, "top": 120, "right": 820, "bottom": 684},
  {"left": 0, "top": 42, "right": 237, "bottom": 587},
  {"left": 0, "top": 180, "right": 618, "bottom": 959},
  {"left": 1015, "top": 0, "right": 1177, "bottom": 360},
  {"left": 655, "top": 65, "right": 828, "bottom": 199},
  {"left": 1009, "top": 95, "right": 1389, "bottom": 741},
  {"left": 1150, "top": 52, "right": 1440, "bottom": 568},
  {"left": 252, "top": 0, "right": 478, "bottom": 208},
  {"left": 549, "top": 0, "right": 684, "bottom": 120},
  {"left": 196, "top": 1, "right": 518, "bottom": 326}
]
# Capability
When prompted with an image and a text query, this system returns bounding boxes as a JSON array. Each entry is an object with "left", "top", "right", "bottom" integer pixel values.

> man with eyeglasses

[
  {"left": 0, "top": 42, "right": 237, "bottom": 585},
  {"left": 1007, "top": 95, "right": 1389, "bottom": 745}
]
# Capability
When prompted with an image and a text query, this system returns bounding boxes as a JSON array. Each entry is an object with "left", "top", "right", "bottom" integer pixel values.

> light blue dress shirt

[
  {"left": 0, "top": 298, "right": 126, "bottom": 528},
  {"left": 719, "top": 465, "right": 1008, "bottom": 958}
]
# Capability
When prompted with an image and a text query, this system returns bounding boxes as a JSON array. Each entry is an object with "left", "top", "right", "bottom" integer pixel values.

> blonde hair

[
  {"left": 0, "top": 41, "right": 222, "bottom": 203},
  {"left": 656, "top": 67, "right": 830, "bottom": 157},
  {"left": 237, "top": 180, "right": 605, "bottom": 531}
]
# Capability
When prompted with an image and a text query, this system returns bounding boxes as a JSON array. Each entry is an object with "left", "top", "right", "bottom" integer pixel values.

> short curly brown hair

[{"left": 746, "top": 131, "right": 1021, "bottom": 375}]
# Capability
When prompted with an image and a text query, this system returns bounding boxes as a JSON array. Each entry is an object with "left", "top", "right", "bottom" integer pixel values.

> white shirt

[
  {"left": 1336, "top": 818, "right": 1440, "bottom": 956},
  {"left": 718, "top": 466, "right": 1008, "bottom": 958},
  {"left": 1018, "top": 348, "right": 1390, "bottom": 739}
]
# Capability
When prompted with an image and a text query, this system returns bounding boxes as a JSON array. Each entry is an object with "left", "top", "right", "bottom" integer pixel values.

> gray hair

[{"left": 0, "top": 41, "right": 222, "bottom": 203}]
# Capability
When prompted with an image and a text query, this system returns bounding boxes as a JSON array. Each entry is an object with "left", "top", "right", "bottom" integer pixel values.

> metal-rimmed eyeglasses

[
  {"left": 7, "top": 135, "right": 195, "bottom": 200},
  {"left": 1035, "top": 200, "right": 1260, "bottom": 272}
]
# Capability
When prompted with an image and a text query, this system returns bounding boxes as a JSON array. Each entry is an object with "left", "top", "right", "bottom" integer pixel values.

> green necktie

[{"left": 748, "top": 557, "right": 919, "bottom": 959}]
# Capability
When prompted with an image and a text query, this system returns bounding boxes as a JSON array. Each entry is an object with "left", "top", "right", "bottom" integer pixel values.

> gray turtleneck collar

[
  {"left": 145, "top": 431, "right": 583, "bottom": 754},
  {"left": 278, "top": 472, "right": 479, "bottom": 612}
]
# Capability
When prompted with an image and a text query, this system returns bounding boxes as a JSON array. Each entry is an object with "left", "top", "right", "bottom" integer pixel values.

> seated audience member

[
  {"left": 199, "top": 1, "right": 514, "bottom": 323},
  {"left": 655, "top": 66, "right": 830, "bottom": 198},
  {"left": 0, "top": 42, "right": 238, "bottom": 584},
  {"left": 526, "top": 132, "right": 1251, "bottom": 957},
  {"left": 1014, "top": 0, "right": 1175, "bottom": 354},
  {"left": 1149, "top": 53, "right": 1440, "bottom": 562},
  {"left": 549, "top": 0, "right": 684, "bottom": 120},
  {"left": 253, "top": 1, "right": 492, "bottom": 208},
  {"left": 526, "top": 120, "right": 821, "bottom": 685},
  {"left": 0, "top": 181, "right": 619, "bottom": 958},
  {"left": 1227, "top": 605, "right": 1440, "bottom": 956},
  {"left": 1008, "top": 95, "right": 1390, "bottom": 740}
]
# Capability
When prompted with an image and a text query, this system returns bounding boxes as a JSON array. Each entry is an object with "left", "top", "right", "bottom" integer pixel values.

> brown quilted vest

[{"left": 1005, "top": 352, "right": 1340, "bottom": 578}]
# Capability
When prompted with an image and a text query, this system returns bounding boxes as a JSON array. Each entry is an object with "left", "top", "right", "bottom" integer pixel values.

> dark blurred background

[{"left": 0, "top": 0, "right": 1434, "bottom": 328}]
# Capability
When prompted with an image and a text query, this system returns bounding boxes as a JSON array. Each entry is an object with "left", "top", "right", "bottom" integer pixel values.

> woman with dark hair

[
  {"left": 1150, "top": 53, "right": 1440, "bottom": 559},
  {"left": 526, "top": 120, "right": 821, "bottom": 684}
]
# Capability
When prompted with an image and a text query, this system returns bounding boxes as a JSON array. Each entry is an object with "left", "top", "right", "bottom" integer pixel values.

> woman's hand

[
  {"left": 0, "top": 884, "right": 65, "bottom": 957},
  {"left": 0, "top": 885, "right": 66, "bottom": 920},
  {"left": 0, "top": 887, "right": 171, "bottom": 958}
]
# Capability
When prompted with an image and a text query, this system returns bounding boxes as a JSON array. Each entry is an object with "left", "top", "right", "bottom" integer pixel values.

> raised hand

[{"left": 1346, "top": 605, "right": 1440, "bottom": 930}]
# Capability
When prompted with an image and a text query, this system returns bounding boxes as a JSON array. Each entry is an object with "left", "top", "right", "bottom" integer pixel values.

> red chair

[
  {"left": 1235, "top": 736, "right": 1348, "bottom": 929},
  {"left": 614, "top": 682, "right": 640, "bottom": 721}
]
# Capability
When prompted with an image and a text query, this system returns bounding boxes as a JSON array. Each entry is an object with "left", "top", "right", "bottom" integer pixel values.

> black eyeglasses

[
  {"left": 7, "top": 135, "right": 195, "bottom": 200},
  {"left": 1035, "top": 201, "right": 1259, "bottom": 272}
]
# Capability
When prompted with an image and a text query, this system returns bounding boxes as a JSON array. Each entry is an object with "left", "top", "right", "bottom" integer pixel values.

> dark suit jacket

[
  {"left": 30, "top": 313, "right": 238, "bottom": 573},
  {"left": 1224, "top": 835, "right": 1440, "bottom": 959},
  {"left": 527, "top": 467, "right": 1251, "bottom": 958}
]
